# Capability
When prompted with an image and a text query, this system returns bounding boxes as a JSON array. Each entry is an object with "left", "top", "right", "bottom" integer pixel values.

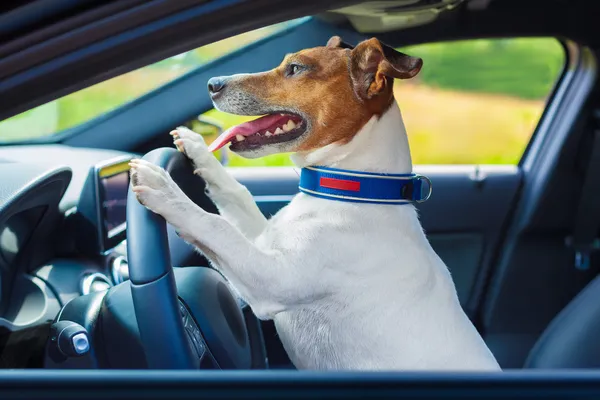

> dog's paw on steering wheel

[
  {"left": 129, "top": 158, "right": 191, "bottom": 219},
  {"left": 170, "top": 126, "right": 213, "bottom": 166}
]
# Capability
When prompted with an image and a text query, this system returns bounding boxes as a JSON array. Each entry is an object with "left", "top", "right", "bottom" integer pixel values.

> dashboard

[{"left": 0, "top": 144, "right": 198, "bottom": 336}]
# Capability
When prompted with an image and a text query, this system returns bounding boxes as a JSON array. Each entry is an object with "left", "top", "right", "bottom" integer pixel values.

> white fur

[{"left": 130, "top": 101, "right": 501, "bottom": 371}]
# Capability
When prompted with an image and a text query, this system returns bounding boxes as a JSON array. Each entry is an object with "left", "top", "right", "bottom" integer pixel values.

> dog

[{"left": 129, "top": 36, "right": 501, "bottom": 371}]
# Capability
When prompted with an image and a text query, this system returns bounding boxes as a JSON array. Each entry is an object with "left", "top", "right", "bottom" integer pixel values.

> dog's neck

[{"left": 291, "top": 101, "right": 413, "bottom": 174}]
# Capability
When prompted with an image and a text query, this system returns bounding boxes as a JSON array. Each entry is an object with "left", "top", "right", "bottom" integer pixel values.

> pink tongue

[{"left": 208, "top": 114, "right": 291, "bottom": 152}]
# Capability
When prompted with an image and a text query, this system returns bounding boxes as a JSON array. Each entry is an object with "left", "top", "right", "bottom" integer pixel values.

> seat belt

[{"left": 566, "top": 127, "right": 600, "bottom": 270}]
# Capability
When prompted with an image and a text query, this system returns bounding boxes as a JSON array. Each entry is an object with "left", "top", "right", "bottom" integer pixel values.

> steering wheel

[{"left": 126, "top": 147, "right": 266, "bottom": 369}]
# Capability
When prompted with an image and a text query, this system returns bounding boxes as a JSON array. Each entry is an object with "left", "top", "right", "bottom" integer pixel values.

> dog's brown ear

[
  {"left": 350, "top": 37, "right": 422, "bottom": 100},
  {"left": 326, "top": 36, "right": 355, "bottom": 50}
]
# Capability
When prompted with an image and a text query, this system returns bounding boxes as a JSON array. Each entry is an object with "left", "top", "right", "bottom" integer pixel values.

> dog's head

[{"left": 207, "top": 36, "right": 422, "bottom": 158}]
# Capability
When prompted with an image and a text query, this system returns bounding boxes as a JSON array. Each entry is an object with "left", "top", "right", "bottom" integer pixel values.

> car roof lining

[{"left": 0, "top": 0, "right": 112, "bottom": 42}]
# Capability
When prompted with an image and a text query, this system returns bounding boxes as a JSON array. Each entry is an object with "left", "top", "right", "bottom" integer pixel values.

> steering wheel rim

[
  {"left": 126, "top": 148, "right": 198, "bottom": 369},
  {"left": 126, "top": 147, "right": 262, "bottom": 369}
]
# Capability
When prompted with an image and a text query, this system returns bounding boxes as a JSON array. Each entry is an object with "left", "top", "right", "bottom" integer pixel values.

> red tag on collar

[{"left": 319, "top": 177, "right": 361, "bottom": 192}]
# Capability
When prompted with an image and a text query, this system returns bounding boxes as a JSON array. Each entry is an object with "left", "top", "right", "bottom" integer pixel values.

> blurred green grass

[
  {"left": 401, "top": 38, "right": 564, "bottom": 100},
  {"left": 0, "top": 34, "right": 565, "bottom": 166}
]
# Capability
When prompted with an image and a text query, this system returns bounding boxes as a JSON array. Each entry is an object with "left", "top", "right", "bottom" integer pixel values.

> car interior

[{"left": 0, "top": 0, "right": 600, "bottom": 397}]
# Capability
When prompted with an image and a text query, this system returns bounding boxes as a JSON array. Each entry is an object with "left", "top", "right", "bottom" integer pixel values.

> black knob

[{"left": 50, "top": 321, "right": 90, "bottom": 358}]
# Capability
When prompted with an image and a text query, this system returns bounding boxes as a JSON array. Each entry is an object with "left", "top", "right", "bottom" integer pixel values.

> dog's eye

[{"left": 287, "top": 63, "right": 303, "bottom": 77}]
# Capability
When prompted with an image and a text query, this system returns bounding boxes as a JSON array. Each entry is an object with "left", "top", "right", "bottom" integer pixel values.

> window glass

[
  {"left": 1, "top": 31, "right": 565, "bottom": 168},
  {"left": 200, "top": 37, "right": 565, "bottom": 167},
  {"left": 397, "top": 38, "right": 565, "bottom": 165},
  {"left": 0, "top": 21, "right": 296, "bottom": 142}
]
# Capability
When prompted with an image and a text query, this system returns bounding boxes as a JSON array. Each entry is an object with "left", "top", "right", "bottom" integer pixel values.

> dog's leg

[
  {"left": 129, "top": 159, "right": 310, "bottom": 319},
  {"left": 170, "top": 126, "right": 267, "bottom": 239}
]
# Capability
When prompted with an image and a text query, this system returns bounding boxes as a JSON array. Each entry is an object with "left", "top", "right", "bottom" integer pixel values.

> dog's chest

[
  {"left": 271, "top": 294, "right": 415, "bottom": 371},
  {"left": 272, "top": 300, "right": 378, "bottom": 370},
  {"left": 273, "top": 306, "right": 339, "bottom": 369},
  {"left": 258, "top": 194, "right": 384, "bottom": 256}
]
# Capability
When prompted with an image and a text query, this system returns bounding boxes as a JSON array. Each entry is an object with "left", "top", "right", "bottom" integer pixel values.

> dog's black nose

[{"left": 207, "top": 77, "right": 227, "bottom": 94}]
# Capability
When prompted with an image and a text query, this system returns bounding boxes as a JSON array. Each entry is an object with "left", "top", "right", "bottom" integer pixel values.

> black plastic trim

[{"left": 1, "top": 370, "right": 600, "bottom": 399}]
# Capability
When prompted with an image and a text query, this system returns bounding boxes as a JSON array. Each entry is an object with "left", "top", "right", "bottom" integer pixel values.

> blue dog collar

[{"left": 299, "top": 166, "right": 432, "bottom": 205}]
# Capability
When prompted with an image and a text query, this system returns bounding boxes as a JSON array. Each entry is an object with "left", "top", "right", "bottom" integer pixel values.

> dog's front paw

[
  {"left": 129, "top": 159, "right": 187, "bottom": 217},
  {"left": 170, "top": 126, "right": 212, "bottom": 167}
]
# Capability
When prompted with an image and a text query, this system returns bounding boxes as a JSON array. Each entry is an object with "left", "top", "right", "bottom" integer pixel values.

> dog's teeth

[
  {"left": 236, "top": 135, "right": 245, "bottom": 141},
  {"left": 283, "top": 120, "right": 296, "bottom": 132},
  {"left": 265, "top": 131, "right": 273, "bottom": 137},
  {"left": 275, "top": 127, "right": 283, "bottom": 135}
]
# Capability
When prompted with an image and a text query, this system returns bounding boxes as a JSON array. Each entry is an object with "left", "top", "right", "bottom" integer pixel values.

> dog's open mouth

[{"left": 207, "top": 113, "right": 306, "bottom": 152}]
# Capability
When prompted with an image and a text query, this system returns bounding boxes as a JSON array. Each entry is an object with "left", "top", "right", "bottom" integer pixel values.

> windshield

[{"left": 0, "top": 20, "right": 298, "bottom": 143}]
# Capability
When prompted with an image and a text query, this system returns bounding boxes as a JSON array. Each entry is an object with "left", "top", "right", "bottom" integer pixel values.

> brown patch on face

[{"left": 226, "top": 36, "right": 422, "bottom": 152}]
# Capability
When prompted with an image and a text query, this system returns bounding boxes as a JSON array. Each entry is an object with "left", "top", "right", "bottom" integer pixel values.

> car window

[
  {"left": 0, "top": 33, "right": 565, "bottom": 169},
  {"left": 0, "top": 20, "right": 299, "bottom": 142},
  {"left": 197, "top": 37, "right": 565, "bottom": 167},
  {"left": 397, "top": 38, "right": 565, "bottom": 165}
]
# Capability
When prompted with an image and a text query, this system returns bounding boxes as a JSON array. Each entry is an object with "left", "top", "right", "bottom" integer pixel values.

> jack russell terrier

[{"left": 129, "top": 36, "right": 501, "bottom": 371}]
